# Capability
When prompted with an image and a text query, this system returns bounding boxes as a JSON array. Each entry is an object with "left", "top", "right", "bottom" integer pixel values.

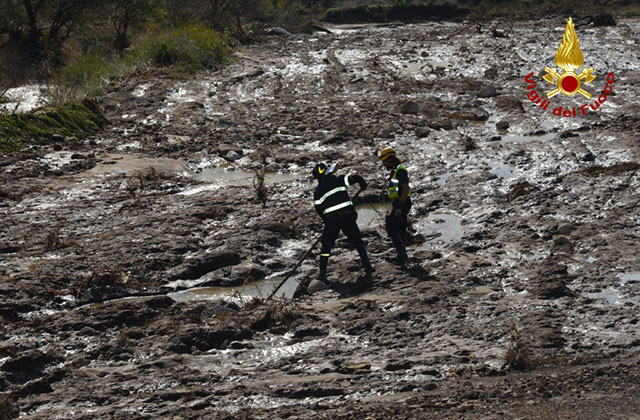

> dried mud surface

[{"left": 1, "top": 19, "right": 640, "bottom": 419}]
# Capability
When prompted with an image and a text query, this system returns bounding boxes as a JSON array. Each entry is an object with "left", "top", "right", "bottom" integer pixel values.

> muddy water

[
  {"left": 193, "top": 167, "right": 301, "bottom": 186},
  {"left": 355, "top": 203, "right": 391, "bottom": 230},
  {"left": 168, "top": 271, "right": 305, "bottom": 303},
  {"left": 619, "top": 271, "right": 640, "bottom": 285},
  {"left": 170, "top": 205, "right": 463, "bottom": 304},
  {"left": 417, "top": 213, "right": 464, "bottom": 249}
]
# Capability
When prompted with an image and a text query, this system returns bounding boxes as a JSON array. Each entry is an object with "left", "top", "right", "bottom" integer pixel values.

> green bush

[
  {"left": 49, "top": 24, "right": 229, "bottom": 103},
  {"left": 130, "top": 24, "right": 230, "bottom": 73}
]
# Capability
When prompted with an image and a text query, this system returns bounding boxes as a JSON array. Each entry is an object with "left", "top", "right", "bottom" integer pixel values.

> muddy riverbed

[{"left": 1, "top": 18, "right": 640, "bottom": 419}]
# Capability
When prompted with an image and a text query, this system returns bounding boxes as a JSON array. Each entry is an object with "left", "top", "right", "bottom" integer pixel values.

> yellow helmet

[{"left": 379, "top": 147, "right": 396, "bottom": 161}]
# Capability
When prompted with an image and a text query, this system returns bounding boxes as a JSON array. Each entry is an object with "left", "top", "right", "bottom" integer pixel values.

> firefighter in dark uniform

[
  {"left": 312, "top": 162, "right": 374, "bottom": 282},
  {"left": 380, "top": 147, "right": 411, "bottom": 264}
]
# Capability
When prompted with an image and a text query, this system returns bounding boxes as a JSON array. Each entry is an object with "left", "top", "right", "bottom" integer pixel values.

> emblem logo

[
  {"left": 523, "top": 17, "right": 615, "bottom": 118},
  {"left": 542, "top": 17, "right": 595, "bottom": 99}
]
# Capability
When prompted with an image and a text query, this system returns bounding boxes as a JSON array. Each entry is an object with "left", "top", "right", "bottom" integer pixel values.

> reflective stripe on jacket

[
  {"left": 388, "top": 164, "right": 411, "bottom": 200},
  {"left": 314, "top": 174, "right": 355, "bottom": 216}
]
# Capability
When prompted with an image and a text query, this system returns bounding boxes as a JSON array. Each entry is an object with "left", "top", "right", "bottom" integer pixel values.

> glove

[{"left": 393, "top": 208, "right": 402, "bottom": 217}]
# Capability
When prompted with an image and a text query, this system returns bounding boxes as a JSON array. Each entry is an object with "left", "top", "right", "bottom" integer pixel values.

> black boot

[
  {"left": 356, "top": 244, "right": 374, "bottom": 274},
  {"left": 319, "top": 255, "right": 328, "bottom": 282}
]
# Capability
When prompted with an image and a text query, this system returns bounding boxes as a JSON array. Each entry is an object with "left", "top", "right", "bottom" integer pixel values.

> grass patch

[
  {"left": 127, "top": 24, "right": 230, "bottom": 74},
  {"left": 0, "top": 99, "right": 106, "bottom": 153},
  {"left": 48, "top": 24, "right": 230, "bottom": 103},
  {"left": 52, "top": 53, "right": 117, "bottom": 100}
]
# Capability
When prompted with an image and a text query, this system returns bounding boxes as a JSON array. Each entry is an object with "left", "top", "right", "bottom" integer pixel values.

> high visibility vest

[
  {"left": 314, "top": 174, "right": 354, "bottom": 215},
  {"left": 388, "top": 164, "right": 411, "bottom": 200}
]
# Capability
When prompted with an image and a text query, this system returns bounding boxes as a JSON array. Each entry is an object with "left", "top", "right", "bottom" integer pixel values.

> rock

[
  {"left": 339, "top": 362, "right": 371, "bottom": 374},
  {"left": 553, "top": 236, "right": 570, "bottom": 245},
  {"left": 168, "top": 251, "right": 242, "bottom": 280},
  {"left": 415, "top": 127, "right": 431, "bottom": 138},
  {"left": 496, "top": 120, "right": 510, "bottom": 130},
  {"left": 484, "top": 67, "right": 498, "bottom": 79},
  {"left": 427, "top": 118, "right": 453, "bottom": 130},
  {"left": 557, "top": 223, "right": 574, "bottom": 235},
  {"left": 268, "top": 27, "right": 294, "bottom": 36},
  {"left": 50, "top": 134, "right": 65, "bottom": 142},
  {"left": 225, "top": 151, "right": 242, "bottom": 162},
  {"left": 1, "top": 350, "right": 63, "bottom": 384},
  {"left": 379, "top": 128, "right": 394, "bottom": 138},
  {"left": 230, "top": 133, "right": 247, "bottom": 143},
  {"left": 264, "top": 163, "right": 280, "bottom": 172},
  {"left": 478, "top": 85, "right": 498, "bottom": 98},
  {"left": 307, "top": 279, "right": 328, "bottom": 294},
  {"left": 75, "top": 285, "right": 130, "bottom": 305},
  {"left": 143, "top": 296, "right": 175, "bottom": 310},
  {"left": 292, "top": 326, "right": 327, "bottom": 339},
  {"left": 217, "top": 144, "right": 244, "bottom": 158},
  {"left": 201, "top": 302, "right": 241, "bottom": 323},
  {"left": 399, "top": 100, "right": 420, "bottom": 114},
  {"left": 559, "top": 131, "right": 579, "bottom": 138},
  {"left": 227, "top": 263, "right": 268, "bottom": 285},
  {"left": 385, "top": 360, "right": 413, "bottom": 371}
]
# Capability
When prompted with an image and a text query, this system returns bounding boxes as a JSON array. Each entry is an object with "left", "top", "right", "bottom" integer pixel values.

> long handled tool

[
  {"left": 267, "top": 188, "right": 364, "bottom": 300},
  {"left": 267, "top": 233, "right": 322, "bottom": 300}
]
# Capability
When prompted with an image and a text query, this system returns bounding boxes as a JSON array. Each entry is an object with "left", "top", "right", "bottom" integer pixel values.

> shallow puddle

[
  {"left": 619, "top": 272, "right": 640, "bottom": 285},
  {"left": 436, "top": 172, "right": 454, "bottom": 186},
  {"left": 192, "top": 167, "right": 301, "bottom": 186},
  {"left": 502, "top": 132, "right": 557, "bottom": 143},
  {"left": 355, "top": 203, "right": 391, "bottom": 230},
  {"left": 416, "top": 213, "right": 464, "bottom": 250},
  {"left": 168, "top": 272, "right": 304, "bottom": 303},
  {"left": 588, "top": 288, "right": 621, "bottom": 305},
  {"left": 486, "top": 160, "right": 520, "bottom": 180}
]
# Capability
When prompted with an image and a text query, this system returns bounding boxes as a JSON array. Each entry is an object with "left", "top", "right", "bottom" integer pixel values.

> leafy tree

[{"left": 111, "top": 0, "right": 155, "bottom": 51}]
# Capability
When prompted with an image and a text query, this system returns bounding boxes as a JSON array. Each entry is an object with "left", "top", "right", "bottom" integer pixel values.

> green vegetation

[
  {"left": 130, "top": 24, "right": 230, "bottom": 71},
  {"left": 325, "top": 0, "right": 640, "bottom": 23},
  {"left": 325, "top": 2, "right": 469, "bottom": 23},
  {"left": 0, "top": 100, "right": 107, "bottom": 153},
  {"left": 2, "top": 0, "right": 638, "bottom": 154}
]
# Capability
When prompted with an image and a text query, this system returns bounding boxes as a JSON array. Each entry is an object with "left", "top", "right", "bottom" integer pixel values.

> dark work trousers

[
  {"left": 386, "top": 198, "right": 411, "bottom": 258},
  {"left": 321, "top": 210, "right": 364, "bottom": 256}
]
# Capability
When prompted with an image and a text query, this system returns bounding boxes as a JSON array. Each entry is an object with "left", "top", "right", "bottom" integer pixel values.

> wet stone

[
  {"left": 478, "top": 85, "right": 498, "bottom": 98},
  {"left": 307, "top": 279, "right": 328, "bottom": 294},
  {"left": 557, "top": 223, "right": 574, "bottom": 235},
  {"left": 415, "top": 127, "right": 431, "bottom": 138},
  {"left": 225, "top": 151, "right": 242, "bottom": 161}
]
